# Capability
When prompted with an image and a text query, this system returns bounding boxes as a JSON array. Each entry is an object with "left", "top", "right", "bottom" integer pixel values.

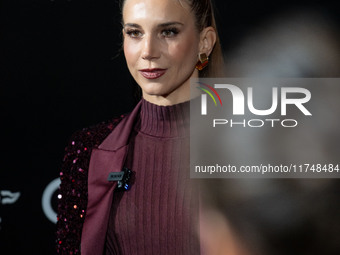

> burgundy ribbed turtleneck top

[{"left": 105, "top": 99, "right": 200, "bottom": 255}]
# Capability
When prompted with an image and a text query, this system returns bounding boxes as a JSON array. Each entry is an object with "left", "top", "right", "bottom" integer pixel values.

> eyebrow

[
  {"left": 124, "top": 22, "right": 184, "bottom": 29},
  {"left": 158, "top": 22, "right": 184, "bottom": 27}
]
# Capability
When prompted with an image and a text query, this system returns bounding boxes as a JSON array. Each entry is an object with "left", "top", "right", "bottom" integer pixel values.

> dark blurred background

[{"left": 0, "top": 0, "right": 338, "bottom": 254}]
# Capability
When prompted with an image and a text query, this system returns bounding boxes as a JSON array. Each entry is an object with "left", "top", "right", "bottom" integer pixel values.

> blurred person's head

[
  {"left": 224, "top": 11, "right": 340, "bottom": 77},
  {"left": 195, "top": 6, "right": 340, "bottom": 255}
]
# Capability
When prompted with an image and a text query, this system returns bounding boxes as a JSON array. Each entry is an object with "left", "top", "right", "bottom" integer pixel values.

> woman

[{"left": 56, "top": 0, "right": 223, "bottom": 254}]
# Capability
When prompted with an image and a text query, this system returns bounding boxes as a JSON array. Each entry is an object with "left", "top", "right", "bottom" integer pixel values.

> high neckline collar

[{"left": 137, "top": 98, "right": 190, "bottom": 138}]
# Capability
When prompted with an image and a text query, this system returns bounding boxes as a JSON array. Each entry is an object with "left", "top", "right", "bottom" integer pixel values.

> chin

[{"left": 139, "top": 83, "right": 167, "bottom": 95}]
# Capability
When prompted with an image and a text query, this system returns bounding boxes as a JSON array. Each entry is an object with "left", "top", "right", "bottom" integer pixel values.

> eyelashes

[
  {"left": 161, "top": 28, "right": 179, "bottom": 37},
  {"left": 124, "top": 27, "right": 180, "bottom": 39},
  {"left": 125, "top": 29, "right": 143, "bottom": 38}
]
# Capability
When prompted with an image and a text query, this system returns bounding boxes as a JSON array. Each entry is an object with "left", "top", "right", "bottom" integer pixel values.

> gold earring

[{"left": 195, "top": 53, "right": 209, "bottom": 71}]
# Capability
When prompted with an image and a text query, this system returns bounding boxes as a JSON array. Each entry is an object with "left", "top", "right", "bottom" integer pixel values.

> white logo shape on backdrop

[
  {"left": 42, "top": 178, "right": 60, "bottom": 224},
  {"left": 0, "top": 190, "right": 21, "bottom": 205},
  {"left": 0, "top": 180, "right": 61, "bottom": 226},
  {"left": 0, "top": 190, "right": 21, "bottom": 230}
]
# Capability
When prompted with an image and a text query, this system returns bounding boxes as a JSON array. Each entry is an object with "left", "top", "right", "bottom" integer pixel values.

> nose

[{"left": 141, "top": 34, "right": 160, "bottom": 60}]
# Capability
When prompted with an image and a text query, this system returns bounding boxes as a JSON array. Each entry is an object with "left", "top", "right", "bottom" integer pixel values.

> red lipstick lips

[{"left": 139, "top": 68, "right": 166, "bottom": 79}]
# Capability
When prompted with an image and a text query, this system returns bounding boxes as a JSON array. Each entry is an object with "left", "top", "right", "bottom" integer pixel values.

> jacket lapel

[{"left": 81, "top": 101, "right": 142, "bottom": 255}]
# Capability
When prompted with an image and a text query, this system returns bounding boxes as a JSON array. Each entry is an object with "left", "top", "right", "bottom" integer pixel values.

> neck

[
  {"left": 137, "top": 98, "right": 190, "bottom": 138},
  {"left": 142, "top": 95, "right": 189, "bottom": 106}
]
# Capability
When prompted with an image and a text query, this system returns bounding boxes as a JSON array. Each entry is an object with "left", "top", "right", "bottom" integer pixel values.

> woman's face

[{"left": 123, "top": 0, "right": 200, "bottom": 105}]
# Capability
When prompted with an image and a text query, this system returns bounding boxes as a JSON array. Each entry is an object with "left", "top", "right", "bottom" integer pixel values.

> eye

[
  {"left": 161, "top": 28, "right": 179, "bottom": 38},
  {"left": 125, "top": 29, "right": 143, "bottom": 38}
]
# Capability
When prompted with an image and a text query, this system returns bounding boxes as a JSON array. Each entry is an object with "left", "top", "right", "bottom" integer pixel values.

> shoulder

[
  {"left": 60, "top": 115, "right": 128, "bottom": 174},
  {"left": 68, "top": 115, "right": 128, "bottom": 150},
  {"left": 59, "top": 114, "right": 129, "bottom": 185}
]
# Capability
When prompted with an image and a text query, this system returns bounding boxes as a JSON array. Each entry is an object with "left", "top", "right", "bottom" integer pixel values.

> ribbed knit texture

[{"left": 104, "top": 99, "right": 199, "bottom": 255}]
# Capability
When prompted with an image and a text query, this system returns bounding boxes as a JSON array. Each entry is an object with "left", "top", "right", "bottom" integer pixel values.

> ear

[{"left": 198, "top": 26, "right": 217, "bottom": 57}]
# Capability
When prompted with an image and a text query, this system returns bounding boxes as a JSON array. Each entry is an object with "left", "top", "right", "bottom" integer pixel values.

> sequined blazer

[{"left": 56, "top": 101, "right": 142, "bottom": 255}]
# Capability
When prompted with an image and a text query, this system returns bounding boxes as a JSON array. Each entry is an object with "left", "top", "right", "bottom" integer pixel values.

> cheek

[
  {"left": 170, "top": 34, "right": 199, "bottom": 64},
  {"left": 124, "top": 41, "right": 139, "bottom": 67}
]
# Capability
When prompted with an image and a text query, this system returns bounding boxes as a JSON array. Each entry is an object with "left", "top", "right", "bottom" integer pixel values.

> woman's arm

[{"left": 56, "top": 116, "right": 125, "bottom": 254}]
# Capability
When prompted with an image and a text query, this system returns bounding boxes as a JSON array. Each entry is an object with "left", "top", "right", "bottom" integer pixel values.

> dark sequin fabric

[{"left": 56, "top": 115, "right": 125, "bottom": 254}]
